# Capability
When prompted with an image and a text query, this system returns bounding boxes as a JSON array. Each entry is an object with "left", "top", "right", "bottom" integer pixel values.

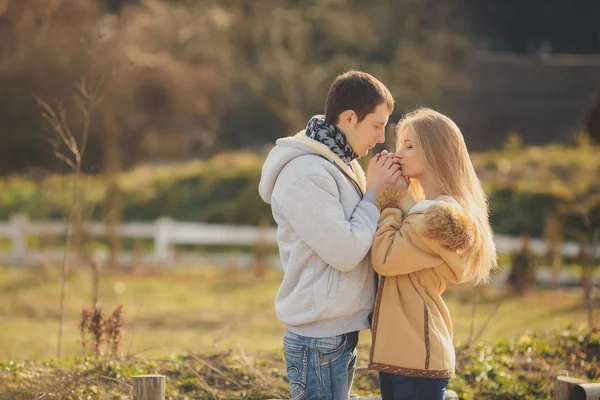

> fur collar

[
  {"left": 376, "top": 185, "right": 476, "bottom": 252},
  {"left": 420, "top": 201, "right": 476, "bottom": 251}
]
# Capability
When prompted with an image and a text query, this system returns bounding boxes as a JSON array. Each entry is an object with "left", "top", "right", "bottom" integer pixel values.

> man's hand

[
  {"left": 377, "top": 152, "right": 410, "bottom": 190},
  {"left": 366, "top": 153, "right": 401, "bottom": 192}
]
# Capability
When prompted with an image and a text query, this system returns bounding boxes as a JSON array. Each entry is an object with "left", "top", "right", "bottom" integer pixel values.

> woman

[{"left": 369, "top": 108, "right": 497, "bottom": 400}]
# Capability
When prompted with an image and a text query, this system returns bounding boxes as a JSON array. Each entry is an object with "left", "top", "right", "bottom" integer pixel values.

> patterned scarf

[{"left": 305, "top": 115, "right": 358, "bottom": 166}]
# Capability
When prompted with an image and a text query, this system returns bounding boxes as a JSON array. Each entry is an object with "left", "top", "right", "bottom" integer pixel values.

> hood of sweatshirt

[{"left": 258, "top": 131, "right": 366, "bottom": 204}]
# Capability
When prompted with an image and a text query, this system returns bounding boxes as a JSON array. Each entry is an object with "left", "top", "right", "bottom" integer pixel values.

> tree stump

[
  {"left": 555, "top": 375, "right": 587, "bottom": 400},
  {"left": 571, "top": 383, "right": 600, "bottom": 400}
]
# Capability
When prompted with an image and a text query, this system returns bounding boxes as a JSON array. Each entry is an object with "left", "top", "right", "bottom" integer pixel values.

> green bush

[
  {"left": 1, "top": 328, "right": 598, "bottom": 399},
  {"left": 451, "top": 328, "right": 600, "bottom": 399},
  {"left": 0, "top": 145, "right": 598, "bottom": 239}
]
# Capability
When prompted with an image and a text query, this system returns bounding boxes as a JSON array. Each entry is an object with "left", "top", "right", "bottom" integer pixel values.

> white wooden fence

[
  {"left": 0, "top": 213, "right": 595, "bottom": 267},
  {"left": 0, "top": 213, "right": 277, "bottom": 267}
]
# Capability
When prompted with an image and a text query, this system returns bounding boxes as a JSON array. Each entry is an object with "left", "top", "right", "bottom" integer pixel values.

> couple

[{"left": 258, "top": 71, "right": 497, "bottom": 400}]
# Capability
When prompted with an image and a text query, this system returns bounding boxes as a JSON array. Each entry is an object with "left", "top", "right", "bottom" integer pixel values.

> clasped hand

[{"left": 366, "top": 150, "right": 410, "bottom": 192}]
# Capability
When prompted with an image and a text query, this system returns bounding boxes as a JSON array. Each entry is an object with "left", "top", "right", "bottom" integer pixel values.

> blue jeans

[
  {"left": 379, "top": 372, "right": 450, "bottom": 400},
  {"left": 283, "top": 329, "right": 359, "bottom": 400}
]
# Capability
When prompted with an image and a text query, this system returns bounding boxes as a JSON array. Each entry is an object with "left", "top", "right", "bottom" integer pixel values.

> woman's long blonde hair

[{"left": 396, "top": 108, "right": 497, "bottom": 284}]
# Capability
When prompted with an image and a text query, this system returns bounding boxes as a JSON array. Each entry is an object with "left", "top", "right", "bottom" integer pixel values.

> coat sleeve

[{"left": 370, "top": 208, "right": 445, "bottom": 276}]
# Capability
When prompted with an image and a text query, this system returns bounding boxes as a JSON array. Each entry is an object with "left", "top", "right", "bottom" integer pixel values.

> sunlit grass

[{"left": 0, "top": 264, "right": 594, "bottom": 362}]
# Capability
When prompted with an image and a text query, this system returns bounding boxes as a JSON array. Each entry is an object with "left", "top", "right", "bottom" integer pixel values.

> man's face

[{"left": 339, "top": 103, "right": 389, "bottom": 156}]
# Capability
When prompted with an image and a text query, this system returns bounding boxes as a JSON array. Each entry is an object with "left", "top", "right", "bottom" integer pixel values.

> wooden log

[
  {"left": 555, "top": 376, "right": 587, "bottom": 400},
  {"left": 570, "top": 383, "right": 600, "bottom": 400},
  {"left": 133, "top": 375, "right": 166, "bottom": 400}
]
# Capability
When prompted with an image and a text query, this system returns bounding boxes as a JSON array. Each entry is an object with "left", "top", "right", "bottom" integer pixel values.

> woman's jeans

[
  {"left": 379, "top": 372, "right": 450, "bottom": 400},
  {"left": 283, "top": 329, "right": 359, "bottom": 400}
]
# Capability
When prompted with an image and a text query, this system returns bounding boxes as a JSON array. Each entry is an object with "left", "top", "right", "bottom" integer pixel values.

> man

[{"left": 259, "top": 71, "right": 400, "bottom": 400}]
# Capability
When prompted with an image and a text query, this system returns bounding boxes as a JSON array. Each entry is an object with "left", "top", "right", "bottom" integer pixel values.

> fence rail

[{"left": 0, "top": 213, "right": 596, "bottom": 267}]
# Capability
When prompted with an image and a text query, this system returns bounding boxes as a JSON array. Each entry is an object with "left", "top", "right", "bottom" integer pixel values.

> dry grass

[
  {"left": 0, "top": 264, "right": 594, "bottom": 363},
  {"left": 0, "top": 263, "right": 598, "bottom": 399}
]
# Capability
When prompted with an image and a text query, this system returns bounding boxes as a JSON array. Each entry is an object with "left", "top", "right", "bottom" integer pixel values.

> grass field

[{"left": 0, "top": 263, "right": 595, "bottom": 363}]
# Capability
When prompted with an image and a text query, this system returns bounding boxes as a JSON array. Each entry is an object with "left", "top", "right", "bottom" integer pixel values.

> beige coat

[{"left": 369, "top": 185, "right": 478, "bottom": 378}]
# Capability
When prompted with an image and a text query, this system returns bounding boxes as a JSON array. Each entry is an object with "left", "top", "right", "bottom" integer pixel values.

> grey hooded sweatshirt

[{"left": 259, "top": 130, "right": 380, "bottom": 338}]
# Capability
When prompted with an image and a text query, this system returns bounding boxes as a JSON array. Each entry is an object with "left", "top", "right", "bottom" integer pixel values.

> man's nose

[{"left": 376, "top": 132, "right": 385, "bottom": 143}]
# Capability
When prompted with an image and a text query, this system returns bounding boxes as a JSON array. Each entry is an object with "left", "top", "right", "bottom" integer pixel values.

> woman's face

[{"left": 394, "top": 127, "right": 424, "bottom": 180}]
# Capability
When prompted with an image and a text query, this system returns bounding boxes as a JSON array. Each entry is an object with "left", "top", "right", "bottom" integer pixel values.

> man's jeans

[{"left": 283, "top": 329, "right": 359, "bottom": 400}]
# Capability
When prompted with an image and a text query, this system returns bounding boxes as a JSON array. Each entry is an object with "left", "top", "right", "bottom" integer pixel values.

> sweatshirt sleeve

[{"left": 281, "top": 174, "right": 380, "bottom": 272}]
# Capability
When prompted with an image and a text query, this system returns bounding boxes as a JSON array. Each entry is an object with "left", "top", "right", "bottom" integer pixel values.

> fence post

[
  {"left": 10, "top": 213, "right": 27, "bottom": 266},
  {"left": 571, "top": 383, "right": 600, "bottom": 400},
  {"left": 154, "top": 217, "right": 174, "bottom": 267},
  {"left": 555, "top": 375, "right": 587, "bottom": 400},
  {"left": 133, "top": 375, "right": 165, "bottom": 400}
]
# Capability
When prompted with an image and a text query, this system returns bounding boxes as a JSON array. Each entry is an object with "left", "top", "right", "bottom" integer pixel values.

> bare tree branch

[
  {"left": 36, "top": 47, "right": 113, "bottom": 359},
  {"left": 54, "top": 152, "right": 77, "bottom": 171}
]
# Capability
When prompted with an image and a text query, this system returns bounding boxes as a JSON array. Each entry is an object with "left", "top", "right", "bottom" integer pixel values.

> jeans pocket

[
  {"left": 317, "top": 335, "right": 353, "bottom": 400},
  {"left": 283, "top": 338, "right": 308, "bottom": 400},
  {"left": 316, "top": 334, "right": 347, "bottom": 365}
]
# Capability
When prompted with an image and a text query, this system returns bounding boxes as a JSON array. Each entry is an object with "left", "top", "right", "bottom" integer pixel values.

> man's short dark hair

[{"left": 324, "top": 71, "right": 394, "bottom": 125}]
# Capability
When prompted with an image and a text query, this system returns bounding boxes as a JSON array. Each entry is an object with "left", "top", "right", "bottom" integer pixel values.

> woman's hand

[
  {"left": 395, "top": 173, "right": 410, "bottom": 190},
  {"left": 378, "top": 151, "right": 402, "bottom": 165}
]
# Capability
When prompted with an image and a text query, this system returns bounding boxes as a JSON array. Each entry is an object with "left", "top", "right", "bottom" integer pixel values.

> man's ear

[{"left": 338, "top": 110, "right": 357, "bottom": 127}]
